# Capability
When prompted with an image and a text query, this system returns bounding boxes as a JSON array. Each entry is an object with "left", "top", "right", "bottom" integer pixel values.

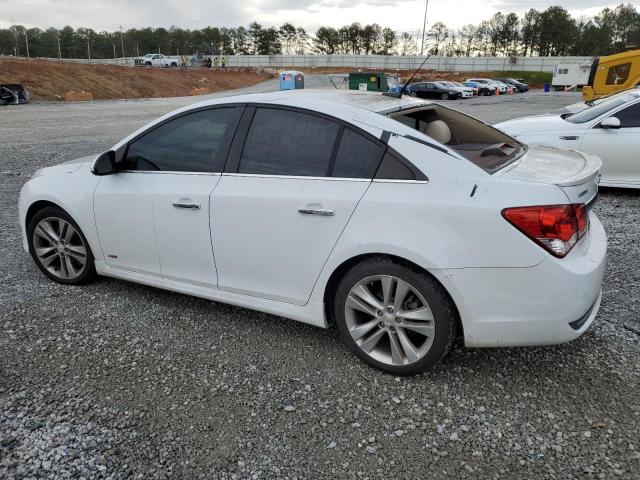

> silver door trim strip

[{"left": 117, "top": 170, "right": 222, "bottom": 176}]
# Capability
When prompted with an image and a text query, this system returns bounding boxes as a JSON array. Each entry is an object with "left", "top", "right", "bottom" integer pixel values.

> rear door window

[
  {"left": 331, "top": 128, "right": 383, "bottom": 179},
  {"left": 238, "top": 108, "right": 340, "bottom": 176}
]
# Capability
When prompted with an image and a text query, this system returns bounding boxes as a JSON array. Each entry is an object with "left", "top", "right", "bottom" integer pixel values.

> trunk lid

[{"left": 495, "top": 145, "right": 601, "bottom": 205}]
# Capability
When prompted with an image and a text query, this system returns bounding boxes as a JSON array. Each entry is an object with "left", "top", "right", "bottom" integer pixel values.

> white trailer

[{"left": 552, "top": 62, "right": 592, "bottom": 90}]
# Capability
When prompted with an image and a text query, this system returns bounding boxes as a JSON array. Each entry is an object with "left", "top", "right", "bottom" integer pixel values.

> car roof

[
  {"left": 111, "top": 90, "right": 436, "bottom": 151},
  {"left": 187, "top": 89, "right": 432, "bottom": 115}
]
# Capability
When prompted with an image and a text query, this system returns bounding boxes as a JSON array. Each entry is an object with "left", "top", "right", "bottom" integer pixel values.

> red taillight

[{"left": 502, "top": 204, "right": 589, "bottom": 258}]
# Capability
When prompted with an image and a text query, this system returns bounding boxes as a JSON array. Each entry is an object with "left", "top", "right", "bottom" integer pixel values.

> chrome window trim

[
  {"left": 372, "top": 179, "right": 429, "bottom": 184},
  {"left": 220, "top": 172, "right": 428, "bottom": 184},
  {"left": 117, "top": 170, "right": 222, "bottom": 176},
  {"left": 221, "top": 173, "right": 371, "bottom": 182}
]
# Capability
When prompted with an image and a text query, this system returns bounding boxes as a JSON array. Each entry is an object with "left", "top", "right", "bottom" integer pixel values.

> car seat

[{"left": 420, "top": 119, "right": 451, "bottom": 145}]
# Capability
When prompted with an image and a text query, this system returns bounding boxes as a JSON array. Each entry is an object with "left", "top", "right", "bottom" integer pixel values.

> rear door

[
  {"left": 579, "top": 100, "right": 640, "bottom": 186},
  {"left": 210, "top": 106, "right": 384, "bottom": 305}
]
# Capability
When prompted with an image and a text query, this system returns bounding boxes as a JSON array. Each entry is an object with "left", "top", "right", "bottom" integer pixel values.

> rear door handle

[
  {"left": 173, "top": 202, "right": 201, "bottom": 210},
  {"left": 298, "top": 207, "right": 335, "bottom": 217},
  {"left": 559, "top": 135, "right": 579, "bottom": 140}
]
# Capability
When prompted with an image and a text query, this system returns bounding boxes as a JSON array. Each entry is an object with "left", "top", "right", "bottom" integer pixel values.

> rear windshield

[{"left": 388, "top": 105, "right": 524, "bottom": 174}]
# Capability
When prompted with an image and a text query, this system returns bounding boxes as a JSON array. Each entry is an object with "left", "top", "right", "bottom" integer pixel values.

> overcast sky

[{"left": 0, "top": 0, "right": 626, "bottom": 33}]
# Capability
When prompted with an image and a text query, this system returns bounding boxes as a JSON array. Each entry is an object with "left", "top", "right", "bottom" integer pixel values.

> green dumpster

[{"left": 348, "top": 72, "right": 389, "bottom": 92}]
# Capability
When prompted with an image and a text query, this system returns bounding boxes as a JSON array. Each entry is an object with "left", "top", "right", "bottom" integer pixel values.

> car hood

[
  {"left": 33, "top": 155, "right": 97, "bottom": 177},
  {"left": 495, "top": 114, "right": 579, "bottom": 135}
]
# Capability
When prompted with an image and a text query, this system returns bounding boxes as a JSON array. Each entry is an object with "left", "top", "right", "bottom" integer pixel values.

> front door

[
  {"left": 94, "top": 173, "right": 159, "bottom": 275},
  {"left": 211, "top": 107, "right": 384, "bottom": 305},
  {"left": 95, "top": 106, "right": 243, "bottom": 284},
  {"left": 580, "top": 101, "right": 640, "bottom": 186}
]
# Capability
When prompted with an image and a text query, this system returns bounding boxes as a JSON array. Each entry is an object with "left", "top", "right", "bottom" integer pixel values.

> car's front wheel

[
  {"left": 27, "top": 206, "right": 96, "bottom": 285},
  {"left": 334, "top": 258, "right": 457, "bottom": 375},
  {"left": 441, "top": 93, "right": 449, "bottom": 100}
]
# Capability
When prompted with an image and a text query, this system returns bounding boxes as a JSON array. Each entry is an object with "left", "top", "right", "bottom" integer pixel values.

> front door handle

[
  {"left": 298, "top": 207, "right": 335, "bottom": 217},
  {"left": 559, "top": 135, "right": 579, "bottom": 140},
  {"left": 173, "top": 202, "right": 201, "bottom": 210}
]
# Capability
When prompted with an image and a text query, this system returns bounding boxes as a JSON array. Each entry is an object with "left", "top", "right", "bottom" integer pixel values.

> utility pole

[
  {"left": 113, "top": 43, "right": 116, "bottom": 59},
  {"left": 119, "top": 25, "right": 125, "bottom": 57},
  {"left": 25, "top": 31, "right": 30, "bottom": 60},
  {"left": 57, "top": 34, "right": 61, "bottom": 60},
  {"left": 420, "top": 0, "right": 429, "bottom": 56},
  {"left": 87, "top": 41, "right": 91, "bottom": 62}
]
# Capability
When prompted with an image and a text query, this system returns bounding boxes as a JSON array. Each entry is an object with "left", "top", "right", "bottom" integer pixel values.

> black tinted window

[
  {"left": 375, "top": 151, "right": 417, "bottom": 180},
  {"left": 122, "top": 108, "right": 240, "bottom": 172},
  {"left": 332, "top": 128, "right": 382, "bottom": 179},
  {"left": 615, "top": 102, "right": 640, "bottom": 128},
  {"left": 239, "top": 108, "right": 339, "bottom": 176}
]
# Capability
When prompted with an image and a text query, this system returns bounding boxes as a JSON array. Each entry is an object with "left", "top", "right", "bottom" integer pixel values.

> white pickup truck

[{"left": 136, "top": 54, "right": 178, "bottom": 67}]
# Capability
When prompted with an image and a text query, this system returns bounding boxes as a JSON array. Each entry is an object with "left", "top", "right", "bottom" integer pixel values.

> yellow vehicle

[{"left": 582, "top": 49, "right": 640, "bottom": 101}]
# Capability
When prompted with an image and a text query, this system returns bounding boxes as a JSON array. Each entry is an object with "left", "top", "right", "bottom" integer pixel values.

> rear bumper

[{"left": 432, "top": 212, "right": 607, "bottom": 348}]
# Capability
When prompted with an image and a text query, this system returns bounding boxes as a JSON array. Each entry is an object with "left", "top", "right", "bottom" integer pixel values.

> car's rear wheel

[
  {"left": 27, "top": 206, "right": 96, "bottom": 285},
  {"left": 334, "top": 258, "right": 457, "bottom": 375}
]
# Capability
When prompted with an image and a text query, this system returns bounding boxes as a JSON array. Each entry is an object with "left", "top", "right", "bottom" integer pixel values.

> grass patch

[{"left": 489, "top": 70, "right": 552, "bottom": 85}]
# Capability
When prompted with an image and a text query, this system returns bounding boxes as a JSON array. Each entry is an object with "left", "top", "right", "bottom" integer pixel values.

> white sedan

[
  {"left": 496, "top": 89, "right": 640, "bottom": 189},
  {"left": 439, "top": 81, "right": 474, "bottom": 98},
  {"left": 18, "top": 90, "right": 607, "bottom": 374},
  {"left": 467, "top": 78, "right": 507, "bottom": 94}
]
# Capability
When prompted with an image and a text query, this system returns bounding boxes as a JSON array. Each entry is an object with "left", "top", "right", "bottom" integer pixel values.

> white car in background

[
  {"left": 497, "top": 89, "right": 640, "bottom": 189},
  {"left": 19, "top": 90, "right": 606, "bottom": 374},
  {"left": 494, "top": 81, "right": 517, "bottom": 95},
  {"left": 440, "top": 81, "right": 474, "bottom": 98},
  {"left": 467, "top": 78, "right": 507, "bottom": 94},
  {"left": 137, "top": 53, "right": 178, "bottom": 67}
]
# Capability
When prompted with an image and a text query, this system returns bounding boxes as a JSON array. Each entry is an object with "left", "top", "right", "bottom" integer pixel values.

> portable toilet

[
  {"left": 279, "top": 71, "right": 304, "bottom": 90},
  {"left": 348, "top": 72, "right": 389, "bottom": 92}
]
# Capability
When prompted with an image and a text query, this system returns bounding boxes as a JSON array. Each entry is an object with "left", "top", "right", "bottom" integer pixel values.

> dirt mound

[{"left": 0, "top": 59, "right": 272, "bottom": 101}]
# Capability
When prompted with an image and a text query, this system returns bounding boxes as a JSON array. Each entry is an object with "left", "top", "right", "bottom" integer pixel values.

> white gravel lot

[{"left": 1, "top": 85, "right": 639, "bottom": 479}]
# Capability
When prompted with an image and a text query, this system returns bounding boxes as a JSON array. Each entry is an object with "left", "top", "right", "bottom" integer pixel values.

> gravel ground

[{"left": 1, "top": 88, "right": 639, "bottom": 479}]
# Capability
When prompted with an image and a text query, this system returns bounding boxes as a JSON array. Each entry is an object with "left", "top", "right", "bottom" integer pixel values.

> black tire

[
  {"left": 27, "top": 206, "right": 96, "bottom": 285},
  {"left": 334, "top": 257, "right": 457, "bottom": 375},
  {"left": 441, "top": 93, "right": 448, "bottom": 100}
]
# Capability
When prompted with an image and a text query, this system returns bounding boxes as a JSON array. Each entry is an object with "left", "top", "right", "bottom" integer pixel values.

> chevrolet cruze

[{"left": 19, "top": 90, "right": 607, "bottom": 374}]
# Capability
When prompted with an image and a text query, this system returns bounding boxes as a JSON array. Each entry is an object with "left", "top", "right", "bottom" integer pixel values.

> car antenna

[{"left": 383, "top": 55, "right": 431, "bottom": 98}]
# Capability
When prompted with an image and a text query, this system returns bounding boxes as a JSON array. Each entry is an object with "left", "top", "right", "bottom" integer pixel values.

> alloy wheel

[
  {"left": 32, "top": 217, "right": 87, "bottom": 280},
  {"left": 344, "top": 275, "right": 435, "bottom": 366}
]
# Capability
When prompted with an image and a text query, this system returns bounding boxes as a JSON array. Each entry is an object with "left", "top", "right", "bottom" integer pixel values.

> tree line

[{"left": 0, "top": 3, "right": 638, "bottom": 60}]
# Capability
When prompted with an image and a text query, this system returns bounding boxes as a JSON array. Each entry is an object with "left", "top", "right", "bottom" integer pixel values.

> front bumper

[{"left": 431, "top": 212, "right": 607, "bottom": 348}]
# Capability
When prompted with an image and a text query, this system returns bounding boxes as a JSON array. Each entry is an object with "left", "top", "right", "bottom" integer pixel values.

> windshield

[
  {"left": 566, "top": 92, "right": 640, "bottom": 123},
  {"left": 388, "top": 105, "right": 524, "bottom": 174}
]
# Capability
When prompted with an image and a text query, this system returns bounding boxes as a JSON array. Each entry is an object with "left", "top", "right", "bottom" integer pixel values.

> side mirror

[
  {"left": 600, "top": 117, "right": 621, "bottom": 129},
  {"left": 93, "top": 150, "right": 116, "bottom": 175}
]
